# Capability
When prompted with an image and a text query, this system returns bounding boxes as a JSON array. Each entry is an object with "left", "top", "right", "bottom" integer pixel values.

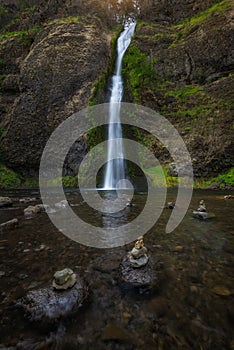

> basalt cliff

[{"left": 0, "top": 0, "right": 233, "bottom": 184}]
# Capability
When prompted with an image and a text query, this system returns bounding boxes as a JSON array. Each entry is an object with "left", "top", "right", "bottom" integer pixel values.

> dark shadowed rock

[
  {"left": 18, "top": 277, "right": 88, "bottom": 323},
  {"left": 1, "top": 19, "right": 111, "bottom": 176},
  {"left": 0, "top": 197, "right": 13, "bottom": 208},
  {"left": 120, "top": 255, "right": 157, "bottom": 290},
  {"left": 0, "top": 218, "right": 19, "bottom": 231}
]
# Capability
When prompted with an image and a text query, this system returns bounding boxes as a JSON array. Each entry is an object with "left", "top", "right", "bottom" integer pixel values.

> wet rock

[
  {"left": 211, "top": 285, "right": 233, "bottom": 297},
  {"left": 24, "top": 205, "right": 41, "bottom": 218},
  {"left": 0, "top": 271, "right": 5, "bottom": 278},
  {"left": 37, "top": 204, "right": 56, "bottom": 214},
  {"left": 52, "top": 268, "right": 76, "bottom": 290},
  {"left": 0, "top": 218, "right": 19, "bottom": 231},
  {"left": 34, "top": 244, "right": 46, "bottom": 252},
  {"left": 102, "top": 322, "right": 132, "bottom": 342},
  {"left": 18, "top": 276, "right": 87, "bottom": 322},
  {"left": 145, "top": 296, "right": 169, "bottom": 317},
  {"left": 127, "top": 236, "right": 149, "bottom": 268},
  {"left": 224, "top": 195, "right": 233, "bottom": 200},
  {"left": 171, "top": 245, "right": 184, "bottom": 252},
  {"left": 54, "top": 200, "right": 69, "bottom": 209},
  {"left": 165, "top": 202, "right": 175, "bottom": 209},
  {"left": 23, "top": 249, "right": 30, "bottom": 253},
  {"left": 0, "top": 197, "right": 13, "bottom": 208},
  {"left": 120, "top": 256, "right": 157, "bottom": 290},
  {"left": 129, "top": 253, "right": 149, "bottom": 268},
  {"left": 19, "top": 197, "right": 37, "bottom": 203},
  {"left": 192, "top": 211, "right": 215, "bottom": 220}
]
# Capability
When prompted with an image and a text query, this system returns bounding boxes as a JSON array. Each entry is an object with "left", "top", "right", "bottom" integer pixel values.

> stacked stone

[{"left": 128, "top": 237, "right": 149, "bottom": 268}]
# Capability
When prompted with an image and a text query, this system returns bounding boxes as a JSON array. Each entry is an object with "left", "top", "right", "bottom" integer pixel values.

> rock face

[
  {"left": 124, "top": 1, "right": 234, "bottom": 177},
  {"left": 1, "top": 18, "right": 111, "bottom": 176},
  {"left": 0, "top": 1, "right": 233, "bottom": 179}
]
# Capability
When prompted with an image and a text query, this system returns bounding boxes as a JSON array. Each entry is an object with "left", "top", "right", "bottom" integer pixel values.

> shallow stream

[{"left": 0, "top": 189, "right": 233, "bottom": 349}]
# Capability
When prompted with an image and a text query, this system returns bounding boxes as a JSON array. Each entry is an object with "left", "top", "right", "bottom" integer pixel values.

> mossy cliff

[
  {"left": 0, "top": 16, "right": 113, "bottom": 177},
  {"left": 0, "top": 0, "right": 233, "bottom": 187},
  {"left": 122, "top": 0, "right": 234, "bottom": 179}
]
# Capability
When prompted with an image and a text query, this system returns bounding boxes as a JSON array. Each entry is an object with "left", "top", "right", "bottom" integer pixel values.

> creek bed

[{"left": 0, "top": 189, "right": 233, "bottom": 349}]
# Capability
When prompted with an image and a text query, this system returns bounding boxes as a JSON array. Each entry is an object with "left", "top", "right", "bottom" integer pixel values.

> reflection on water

[{"left": 0, "top": 189, "right": 233, "bottom": 349}]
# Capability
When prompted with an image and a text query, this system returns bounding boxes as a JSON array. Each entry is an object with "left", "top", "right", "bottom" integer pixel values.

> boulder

[
  {"left": 120, "top": 256, "right": 157, "bottom": 290},
  {"left": 0, "top": 197, "right": 13, "bottom": 208},
  {"left": 0, "top": 218, "right": 19, "bottom": 231},
  {"left": 18, "top": 277, "right": 88, "bottom": 323}
]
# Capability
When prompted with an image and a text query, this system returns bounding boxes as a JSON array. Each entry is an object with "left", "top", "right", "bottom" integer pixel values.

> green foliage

[
  {"left": 23, "top": 178, "right": 39, "bottom": 188},
  {"left": 165, "top": 85, "right": 202, "bottom": 101},
  {"left": 88, "top": 26, "right": 122, "bottom": 107},
  {"left": 47, "top": 176, "right": 78, "bottom": 188},
  {"left": 0, "top": 26, "right": 41, "bottom": 46},
  {"left": 171, "top": 0, "right": 231, "bottom": 45},
  {"left": 145, "top": 166, "right": 178, "bottom": 187},
  {"left": 0, "top": 5, "right": 8, "bottom": 16},
  {"left": 122, "top": 45, "right": 158, "bottom": 102},
  {"left": 48, "top": 16, "right": 80, "bottom": 25},
  {"left": 0, "top": 164, "right": 21, "bottom": 188},
  {"left": 202, "top": 168, "right": 234, "bottom": 188}
]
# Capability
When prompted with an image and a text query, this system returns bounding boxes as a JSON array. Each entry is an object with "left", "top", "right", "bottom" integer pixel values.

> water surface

[{"left": 0, "top": 189, "right": 233, "bottom": 349}]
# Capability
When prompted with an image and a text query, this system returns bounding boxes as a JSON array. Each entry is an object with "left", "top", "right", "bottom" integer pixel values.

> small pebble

[
  {"left": 171, "top": 245, "right": 184, "bottom": 252},
  {"left": 23, "top": 249, "right": 30, "bottom": 253}
]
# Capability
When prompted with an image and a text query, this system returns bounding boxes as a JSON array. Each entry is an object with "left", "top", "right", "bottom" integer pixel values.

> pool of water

[{"left": 0, "top": 189, "right": 233, "bottom": 349}]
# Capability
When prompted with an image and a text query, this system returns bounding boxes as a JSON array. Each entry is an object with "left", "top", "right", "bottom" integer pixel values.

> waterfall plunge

[{"left": 103, "top": 22, "right": 136, "bottom": 190}]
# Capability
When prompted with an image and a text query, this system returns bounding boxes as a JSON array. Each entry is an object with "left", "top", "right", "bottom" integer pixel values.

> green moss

[
  {"left": 48, "top": 16, "right": 80, "bottom": 25},
  {"left": 0, "top": 26, "right": 41, "bottom": 46},
  {"left": 47, "top": 175, "right": 78, "bottom": 188},
  {"left": 145, "top": 166, "right": 178, "bottom": 187},
  {"left": 165, "top": 85, "right": 202, "bottom": 100},
  {"left": 122, "top": 45, "right": 158, "bottom": 102},
  {"left": 204, "top": 168, "right": 234, "bottom": 188},
  {"left": 23, "top": 178, "right": 39, "bottom": 188},
  {"left": 169, "top": 0, "right": 231, "bottom": 48},
  {"left": 0, "top": 164, "right": 21, "bottom": 188},
  {"left": 88, "top": 26, "right": 122, "bottom": 108}
]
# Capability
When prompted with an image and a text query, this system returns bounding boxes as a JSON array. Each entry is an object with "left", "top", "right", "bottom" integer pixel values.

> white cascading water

[{"left": 103, "top": 21, "right": 136, "bottom": 190}]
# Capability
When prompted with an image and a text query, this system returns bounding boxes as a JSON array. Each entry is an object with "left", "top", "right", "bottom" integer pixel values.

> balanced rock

[
  {"left": 52, "top": 268, "right": 76, "bottom": 290},
  {"left": 192, "top": 200, "right": 215, "bottom": 220},
  {"left": 120, "top": 237, "right": 157, "bottom": 290}
]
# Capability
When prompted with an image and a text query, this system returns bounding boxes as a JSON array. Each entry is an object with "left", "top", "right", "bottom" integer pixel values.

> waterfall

[{"left": 103, "top": 21, "right": 136, "bottom": 190}]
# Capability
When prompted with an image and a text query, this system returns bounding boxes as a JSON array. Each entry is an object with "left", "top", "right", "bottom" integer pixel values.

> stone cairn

[
  {"left": 128, "top": 236, "right": 149, "bottom": 268},
  {"left": 120, "top": 236, "right": 157, "bottom": 290}
]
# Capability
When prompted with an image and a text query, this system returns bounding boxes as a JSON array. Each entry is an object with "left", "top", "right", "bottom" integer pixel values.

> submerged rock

[
  {"left": 54, "top": 200, "right": 69, "bottom": 209},
  {"left": 18, "top": 275, "right": 87, "bottom": 322},
  {"left": 192, "top": 211, "right": 215, "bottom": 220},
  {"left": 0, "top": 197, "right": 13, "bottom": 208},
  {"left": 0, "top": 218, "right": 19, "bottom": 231},
  {"left": 24, "top": 205, "right": 40, "bottom": 218},
  {"left": 19, "top": 197, "right": 37, "bottom": 203}
]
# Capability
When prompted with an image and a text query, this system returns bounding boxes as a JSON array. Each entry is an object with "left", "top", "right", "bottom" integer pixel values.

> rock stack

[
  {"left": 128, "top": 236, "right": 149, "bottom": 268},
  {"left": 192, "top": 200, "right": 215, "bottom": 220},
  {"left": 120, "top": 236, "right": 157, "bottom": 291}
]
